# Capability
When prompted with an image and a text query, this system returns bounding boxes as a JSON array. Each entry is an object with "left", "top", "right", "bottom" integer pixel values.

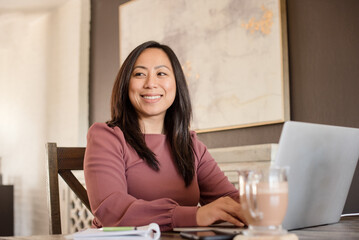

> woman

[{"left": 84, "top": 41, "right": 246, "bottom": 231}]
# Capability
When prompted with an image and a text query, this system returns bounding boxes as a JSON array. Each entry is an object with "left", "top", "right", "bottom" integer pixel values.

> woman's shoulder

[
  {"left": 190, "top": 130, "right": 202, "bottom": 143},
  {"left": 88, "top": 122, "right": 125, "bottom": 140},
  {"left": 86, "top": 122, "right": 128, "bottom": 154},
  {"left": 89, "top": 122, "right": 111, "bottom": 131},
  {"left": 190, "top": 130, "right": 198, "bottom": 140},
  {"left": 190, "top": 130, "right": 208, "bottom": 155}
]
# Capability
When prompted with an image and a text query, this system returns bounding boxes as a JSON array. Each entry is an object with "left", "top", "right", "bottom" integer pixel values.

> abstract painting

[{"left": 119, "top": 0, "right": 289, "bottom": 132}]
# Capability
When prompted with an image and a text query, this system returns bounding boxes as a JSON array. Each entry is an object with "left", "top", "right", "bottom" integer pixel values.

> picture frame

[{"left": 119, "top": 0, "right": 289, "bottom": 133}]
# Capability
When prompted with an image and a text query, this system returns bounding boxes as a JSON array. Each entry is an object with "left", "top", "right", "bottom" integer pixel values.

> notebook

[{"left": 273, "top": 121, "right": 359, "bottom": 230}]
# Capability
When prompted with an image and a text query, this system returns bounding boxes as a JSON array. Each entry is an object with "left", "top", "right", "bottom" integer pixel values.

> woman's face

[{"left": 129, "top": 48, "right": 176, "bottom": 121}]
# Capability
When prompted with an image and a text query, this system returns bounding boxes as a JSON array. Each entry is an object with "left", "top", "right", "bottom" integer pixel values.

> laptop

[{"left": 273, "top": 121, "right": 359, "bottom": 230}]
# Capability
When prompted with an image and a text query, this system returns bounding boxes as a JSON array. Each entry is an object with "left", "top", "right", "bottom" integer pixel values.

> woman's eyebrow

[
  {"left": 155, "top": 65, "right": 171, "bottom": 70},
  {"left": 133, "top": 65, "right": 171, "bottom": 70},
  {"left": 133, "top": 65, "right": 147, "bottom": 70}
]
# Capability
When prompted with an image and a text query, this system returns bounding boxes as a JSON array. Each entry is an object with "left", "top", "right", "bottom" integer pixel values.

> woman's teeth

[{"left": 143, "top": 95, "right": 161, "bottom": 100}]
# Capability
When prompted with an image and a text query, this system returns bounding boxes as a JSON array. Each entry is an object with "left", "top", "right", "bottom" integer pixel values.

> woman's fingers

[
  {"left": 221, "top": 197, "right": 248, "bottom": 225},
  {"left": 196, "top": 196, "right": 247, "bottom": 227},
  {"left": 218, "top": 197, "right": 247, "bottom": 226},
  {"left": 217, "top": 209, "right": 245, "bottom": 227}
]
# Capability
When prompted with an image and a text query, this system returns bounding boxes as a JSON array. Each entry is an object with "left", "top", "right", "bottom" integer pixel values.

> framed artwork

[{"left": 119, "top": 0, "right": 289, "bottom": 132}]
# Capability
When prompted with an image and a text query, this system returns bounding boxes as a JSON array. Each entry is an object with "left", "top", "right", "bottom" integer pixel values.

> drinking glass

[{"left": 238, "top": 166, "right": 289, "bottom": 236}]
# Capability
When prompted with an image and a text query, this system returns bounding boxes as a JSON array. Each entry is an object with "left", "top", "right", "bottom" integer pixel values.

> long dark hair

[{"left": 107, "top": 41, "right": 195, "bottom": 186}]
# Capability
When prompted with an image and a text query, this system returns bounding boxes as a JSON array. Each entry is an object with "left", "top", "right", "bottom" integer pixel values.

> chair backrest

[{"left": 46, "top": 142, "right": 91, "bottom": 234}]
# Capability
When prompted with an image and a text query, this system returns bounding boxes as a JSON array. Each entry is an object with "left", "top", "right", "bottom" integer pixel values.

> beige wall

[{"left": 0, "top": 0, "right": 90, "bottom": 235}]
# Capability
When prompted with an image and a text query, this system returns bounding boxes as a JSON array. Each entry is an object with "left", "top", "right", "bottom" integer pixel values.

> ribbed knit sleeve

[{"left": 191, "top": 132, "right": 240, "bottom": 204}]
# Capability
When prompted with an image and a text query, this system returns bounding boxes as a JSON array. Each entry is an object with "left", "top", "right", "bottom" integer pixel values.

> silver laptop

[{"left": 273, "top": 121, "right": 359, "bottom": 230}]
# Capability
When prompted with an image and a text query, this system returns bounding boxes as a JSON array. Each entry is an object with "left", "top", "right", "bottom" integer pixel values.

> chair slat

[
  {"left": 46, "top": 143, "right": 91, "bottom": 235},
  {"left": 59, "top": 170, "right": 91, "bottom": 211},
  {"left": 57, "top": 147, "right": 86, "bottom": 170},
  {"left": 46, "top": 143, "right": 62, "bottom": 235}
]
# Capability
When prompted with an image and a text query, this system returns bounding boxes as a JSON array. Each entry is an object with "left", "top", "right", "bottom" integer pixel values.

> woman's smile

[{"left": 141, "top": 94, "right": 162, "bottom": 101}]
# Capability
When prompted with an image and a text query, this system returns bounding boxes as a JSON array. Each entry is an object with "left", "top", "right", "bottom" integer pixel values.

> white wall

[
  {"left": 0, "top": 0, "right": 90, "bottom": 236},
  {"left": 46, "top": 0, "right": 89, "bottom": 146}
]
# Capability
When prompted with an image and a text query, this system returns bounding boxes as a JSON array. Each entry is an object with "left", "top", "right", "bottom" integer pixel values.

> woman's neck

[{"left": 138, "top": 117, "right": 165, "bottom": 134}]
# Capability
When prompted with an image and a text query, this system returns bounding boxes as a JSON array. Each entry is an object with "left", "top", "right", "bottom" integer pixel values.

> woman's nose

[{"left": 144, "top": 73, "right": 157, "bottom": 88}]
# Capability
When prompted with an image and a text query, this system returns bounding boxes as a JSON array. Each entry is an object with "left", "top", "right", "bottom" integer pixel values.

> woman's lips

[{"left": 141, "top": 94, "right": 163, "bottom": 102}]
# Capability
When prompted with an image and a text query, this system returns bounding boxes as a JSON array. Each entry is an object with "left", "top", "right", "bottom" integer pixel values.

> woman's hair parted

[{"left": 107, "top": 41, "right": 195, "bottom": 187}]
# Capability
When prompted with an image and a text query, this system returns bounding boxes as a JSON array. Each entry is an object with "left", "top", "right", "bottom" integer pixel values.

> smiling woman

[{"left": 83, "top": 41, "right": 246, "bottom": 231}]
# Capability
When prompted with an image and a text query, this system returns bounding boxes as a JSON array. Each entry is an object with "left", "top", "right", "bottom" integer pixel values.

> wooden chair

[{"left": 46, "top": 142, "right": 91, "bottom": 234}]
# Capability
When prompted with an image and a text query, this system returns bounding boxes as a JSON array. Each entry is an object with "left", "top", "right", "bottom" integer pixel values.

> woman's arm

[
  {"left": 191, "top": 133, "right": 246, "bottom": 226},
  {"left": 192, "top": 133, "right": 238, "bottom": 203}
]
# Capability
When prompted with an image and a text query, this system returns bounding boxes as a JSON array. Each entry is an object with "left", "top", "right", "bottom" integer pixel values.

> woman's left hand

[{"left": 196, "top": 196, "right": 247, "bottom": 227}]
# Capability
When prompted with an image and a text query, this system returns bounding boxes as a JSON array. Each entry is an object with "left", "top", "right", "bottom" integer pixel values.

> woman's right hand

[{"left": 196, "top": 196, "right": 247, "bottom": 227}]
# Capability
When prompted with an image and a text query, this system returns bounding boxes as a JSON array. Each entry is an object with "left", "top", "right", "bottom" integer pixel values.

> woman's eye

[
  {"left": 134, "top": 72, "right": 145, "bottom": 77},
  {"left": 158, "top": 72, "right": 167, "bottom": 76}
]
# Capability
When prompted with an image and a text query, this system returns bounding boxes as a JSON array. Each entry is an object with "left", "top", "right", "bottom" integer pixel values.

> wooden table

[
  {"left": 290, "top": 215, "right": 359, "bottom": 239},
  {"left": 0, "top": 216, "right": 358, "bottom": 240}
]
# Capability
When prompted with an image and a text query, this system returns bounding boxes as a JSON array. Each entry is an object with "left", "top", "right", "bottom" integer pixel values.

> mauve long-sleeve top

[{"left": 84, "top": 122, "right": 238, "bottom": 231}]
